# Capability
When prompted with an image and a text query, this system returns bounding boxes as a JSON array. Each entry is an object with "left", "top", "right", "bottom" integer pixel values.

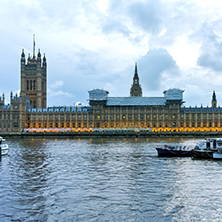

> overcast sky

[{"left": 1, "top": 0, "right": 222, "bottom": 107}]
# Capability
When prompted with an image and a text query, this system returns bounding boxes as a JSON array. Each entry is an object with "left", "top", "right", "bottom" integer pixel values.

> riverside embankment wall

[{"left": 2, "top": 131, "right": 222, "bottom": 139}]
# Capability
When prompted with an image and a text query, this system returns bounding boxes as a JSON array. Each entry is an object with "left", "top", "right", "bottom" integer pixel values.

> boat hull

[
  {"left": 1, "top": 144, "right": 9, "bottom": 156},
  {"left": 1, "top": 149, "right": 9, "bottom": 156},
  {"left": 191, "top": 150, "right": 214, "bottom": 159},
  {"left": 156, "top": 148, "right": 192, "bottom": 157},
  {"left": 213, "top": 152, "right": 222, "bottom": 160}
]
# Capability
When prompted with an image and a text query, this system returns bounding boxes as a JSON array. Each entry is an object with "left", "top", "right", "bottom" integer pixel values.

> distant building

[
  {"left": 0, "top": 37, "right": 222, "bottom": 134},
  {"left": 0, "top": 92, "right": 27, "bottom": 133}
]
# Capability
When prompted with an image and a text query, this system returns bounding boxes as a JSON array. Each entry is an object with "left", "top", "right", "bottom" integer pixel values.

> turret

[
  {"left": 10, "top": 91, "right": 13, "bottom": 102},
  {"left": 37, "top": 49, "right": 41, "bottom": 64},
  {"left": 28, "top": 53, "right": 31, "bottom": 63},
  {"left": 21, "top": 49, "right": 25, "bottom": 64},
  {"left": 43, "top": 53, "right": 47, "bottom": 68}
]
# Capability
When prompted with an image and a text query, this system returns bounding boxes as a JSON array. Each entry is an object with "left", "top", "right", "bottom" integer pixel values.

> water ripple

[{"left": 0, "top": 138, "right": 222, "bottom": 221}]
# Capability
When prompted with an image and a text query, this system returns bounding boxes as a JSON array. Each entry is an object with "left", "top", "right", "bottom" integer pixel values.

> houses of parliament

[{"left": 0, "top": 38, "right": 222, "bottom": 134}]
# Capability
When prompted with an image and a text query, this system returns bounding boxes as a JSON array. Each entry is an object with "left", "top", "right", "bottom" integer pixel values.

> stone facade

[{"left": 24, "top": 88, "right": 222, "bottom": 133}]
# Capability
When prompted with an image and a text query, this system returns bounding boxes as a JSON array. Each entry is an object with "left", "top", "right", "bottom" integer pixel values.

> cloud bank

[{"left": 1, "top": 0, "right": 222, "bottom": 106}]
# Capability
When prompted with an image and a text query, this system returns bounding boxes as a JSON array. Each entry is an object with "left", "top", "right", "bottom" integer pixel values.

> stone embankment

[{"left": 2, "top": 131, "right": 222, "bottom": 139}]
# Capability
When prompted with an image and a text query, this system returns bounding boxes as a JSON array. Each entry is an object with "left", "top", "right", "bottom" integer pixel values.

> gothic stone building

[
  {"left": 1, "top": 43, "right": 222, "bottom": 134},
  {"left": 24, "top": 64, "right": 222, "bottom": 133}
]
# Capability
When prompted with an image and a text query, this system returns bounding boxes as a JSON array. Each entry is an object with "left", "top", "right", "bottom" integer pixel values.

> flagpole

[{"left": 33, "top": 34, "right": 35, "bottom": 58}]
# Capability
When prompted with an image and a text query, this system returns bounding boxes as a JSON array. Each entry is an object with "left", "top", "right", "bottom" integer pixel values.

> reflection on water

[{"left": 0, "top": 138, "right": 222, "bottom": 221}]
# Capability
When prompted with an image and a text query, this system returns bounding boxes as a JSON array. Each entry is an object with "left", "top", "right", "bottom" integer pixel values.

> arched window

[
  {"left": 33, "top": 80, "right": 36, "bottom": 90},
  {"left": 30, "top": 80, "right": 32, "bottom": 90},
  {"left": 33, "top": 100, "right": 36, "bottom": 108},
  {"left": 27, "top": 80, "right": 29, "bottom": 90}
]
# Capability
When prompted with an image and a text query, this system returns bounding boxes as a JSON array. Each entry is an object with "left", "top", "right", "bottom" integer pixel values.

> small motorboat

[
  {"left": 156, "top": 145, "right": 192, "bottom": 157},
  {"left": 191, "top": 138, "right": 222, "bottom": 159},
  {"left": 0, "top": 137, "right": 9, "bottom": 156}
]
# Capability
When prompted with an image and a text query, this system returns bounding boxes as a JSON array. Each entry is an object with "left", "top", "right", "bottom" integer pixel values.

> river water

[{"left": 0, "top": 138, "right": 222, "bottom": 221}]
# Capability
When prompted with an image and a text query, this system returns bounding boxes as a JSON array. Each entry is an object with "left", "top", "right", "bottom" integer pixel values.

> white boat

[
  {"left": 192, "top": 138, "right": 222, "bottom": 159},
  {"left": 213, "top": 149, "right": 222, "bottom": 160},
  {"left": 0, "top": 137, "right": 9, "bottom": 156},
  {"left": 195, "top": 138, "right": 222, "bottom": 150}
]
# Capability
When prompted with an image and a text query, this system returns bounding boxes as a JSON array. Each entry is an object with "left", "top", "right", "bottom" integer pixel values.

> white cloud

[
  {"left": 49, "top": 81, "right": 64, "bottom": 89},
  {"left": 48, "top": 90, "right": 73, "bottom": 98}
]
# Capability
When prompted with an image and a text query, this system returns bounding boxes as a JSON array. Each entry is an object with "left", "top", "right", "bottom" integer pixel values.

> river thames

[{"left": 0, "top": 138, "right": 222, "bottom": 221}]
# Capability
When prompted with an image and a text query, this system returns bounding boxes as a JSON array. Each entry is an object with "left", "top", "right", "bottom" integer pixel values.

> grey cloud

[
  {"left": 128, "top": 0, "right": 163, "bottom": 34},
  {"left": 195, "top": 22, "right": 222, "bottom": 71},
  {"left": 138, "top": 48, "right": 180, "bottom": 90},
  {"left": 197, "top": 53, "right": 222, "bottom": 72},
  {"left": 102, "top": 19, "right": 132, "bottom": 36},
  {"left": 103, "top": 0, "right": 199, "bottom": 47}
]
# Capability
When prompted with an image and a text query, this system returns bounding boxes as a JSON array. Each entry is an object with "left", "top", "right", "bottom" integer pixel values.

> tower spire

[
  {"left": 33, "top": 34, "right": 36, "bottom": 59},
  {"left": 212, "top": 90, "right": 217, "bottom": 108},
  {"left": 135, "top": 62, "right": 138, "bottom": 77},
  {"left": 130, "top": 62, "right": 142, "bottom": 97}
]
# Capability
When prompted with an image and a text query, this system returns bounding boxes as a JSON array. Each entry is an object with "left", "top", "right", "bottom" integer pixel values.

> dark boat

[
  {"left": 191, "top": 149, "right": 214, "bottom": 159},
  {"left": 156, "top": 145, "right": 192, "bottom": 157}
]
